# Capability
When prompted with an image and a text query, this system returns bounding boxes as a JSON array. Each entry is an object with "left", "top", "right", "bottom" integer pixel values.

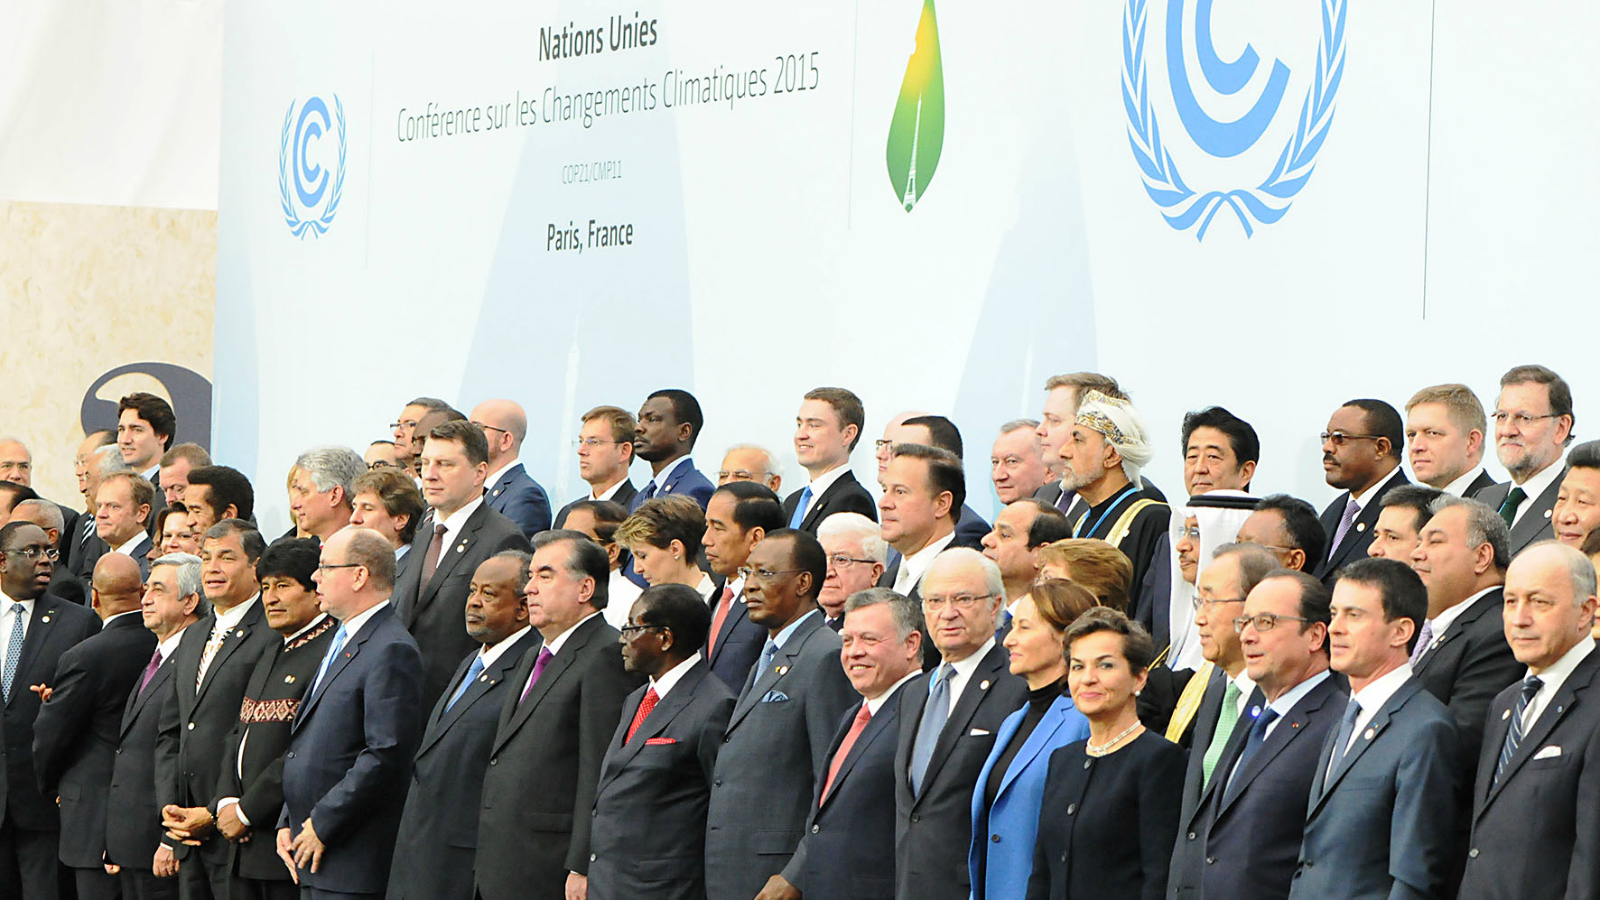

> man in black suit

[
  {"left": 349, "top": 469, "right": 427, "bottom": 579},
  {"left": 118, "top": 392, "right": 176, "bottom": 529},
  {"left": 389, "top": 396, "right": 453, "bottom": 476},
  {"left": 0, "top": 521, "right": 102, "bottom": 900},
  {"left": 1236, "top": 493, "right": 1327, "bottom": 574},
  {"left": 703, "top": 529, "right": 856, "bottom": 900},
  {"left": 392, "top": 419, "right": 531, "bottom": 710},
  {"left": 96, "top": 471, "right": 157, "bottom": 579},
  {"left": 1365, "top": 484, "right": 1442, "bottom": 562},
  {"left": 108, "top": 551, "right": 201, "bottom": 900},
  {"left": 1461, "top": 541, "right": 1600, "bottom": 900},
  {"left": 783, "top": 387, "right": 878, "bottom": 535},
  {"left": 631, "top": 389, "right": 717, "bottom": 512},
  {"left": 208, "top": 538, "right": 336, "bottom": 900},
  {"left": 68, "top": 433, "right": 117, "bottom": 574},
  {"left": 989, "top": 419, "right": 1052, "bottom": 505},
  {"left": 183, "top": 466, "right": 256, "bottom": 534},
  {"left": 470, "top": 399, "right": 553, "bottom": 537},
  {"left": 11, "top": 498, "right": 87, "bottom": 605},
  {"left": 894, "top": 549, "right": 1028, "bottom": 900},
  {"left": 554, "top": 405, "right": 637, "bottom": 528},
  {"left": 289, "top": 447, "right": 365, "bottom": 545},
  {"left": 701, "top": 482, "right": 784, "bottom": 690},
  {"left": 155, "top": 520, "right": 276, "bottom": 900},
  {"left": 877, "top": 445, "right": 975, "bottom": 600},
  {"left": 1477, "top": 365, "right": 1575, "bottom": 556},
  {"left": 32, "top": 553, "right": 154, "bottom": 900},
  {"left": 1174, "top": 570, "right": 1345, "bottom": 900},
  {"left": 980, "top": 499, "right": 1072, "bottom": 633},
  {"left": 1316, "top": 399, "right": 1410, "bottom": 584},
  {"left": 390, "top": 552, "right": 539, "bottom": 900},
  {"left": 588, "top": 583, "right": 735, "bottom": 900},
  {"left": 776, "top": 587, "right": 922, "bottom": 900},
  {"left": 276, "top": 527, "right": 423, "bottom": 898},
  {"left": 475, "top": 531, "right": 642, "bottom": 900},
  {"left": 1406, "top": 383, "right": 1500, "bottom": 497},
  {"left": 880, "top": 414, "right": 990, "bottom": 547}
]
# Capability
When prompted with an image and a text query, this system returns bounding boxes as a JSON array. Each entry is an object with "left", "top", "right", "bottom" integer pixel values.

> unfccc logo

[{"left": 279, "top": 95, "right": 346, "bottom": 238}]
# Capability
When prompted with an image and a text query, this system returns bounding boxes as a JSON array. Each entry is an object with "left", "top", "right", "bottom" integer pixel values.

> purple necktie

[
  {"left": 519, "top": 647, "right": 553, "bottom": 704},
  {"left": 138, "top": 649, "right": 163, "bottom": 695},
  {"left": 1329, "top": 497, "right": 1360, "bottom": 560}
]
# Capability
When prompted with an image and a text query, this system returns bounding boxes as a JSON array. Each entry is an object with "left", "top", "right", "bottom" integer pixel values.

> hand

[
  {"left": 216, "top": 804, "right": 250, "bottom": 842},
  {"left": 290, "top": 818, "right": 325, "bottom": 873},
  {"left": 161, "top": 804, "right": 215, "bottom": 840},
  {"left": 29, "top": 683, "right": 51, "bottom": 702},
  {"left": 565, "top": 871, "right": 588, "bottom": 900},
  {"left": 103, "top": 863, "right": 121, "bottom": 875},
  {"left": 754, "top": 874, "right": 800, "bottom": 900},
  {"left": 275, "top": 828, "right": 299, "bottom": 884},
  {"left": 152, "top": 844, "right": 178, "bottom": 878}
]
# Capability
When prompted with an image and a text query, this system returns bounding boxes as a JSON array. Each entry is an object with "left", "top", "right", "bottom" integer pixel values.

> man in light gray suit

[
  {"left": 1290, "top": 558, "right": 1459, "bottom": 900},
  {"left": 703, "top": 530, "right": 856, "bottom": 900},
  {"left": 1475, "top": 365, "right": 1574, "bottom": 555}
]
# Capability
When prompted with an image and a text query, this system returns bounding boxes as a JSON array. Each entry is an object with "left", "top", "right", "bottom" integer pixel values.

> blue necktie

[
  {"left": 2, "top": 603, "right": 26, "bottom": 703},
  {"left": 639, "top": 480, "right": 658, "bottom": 503},
  {"left": 446, "top": 655, "right": 486, "bottom": 711},
  {"left": 1495, "top": 676, "right": 1544, "bottom": 786},
  {"left": 1325, "top": 697, "right": 1362, "bottom": 788},
  {"left": 910, "top": 663, "right": 955, "bottom": 796},
  {"left": 748, "top": 639, "right": 778, "bottom": 693},
  {"left": 310, "top": 624, "right": 349, "bottom": 697},
  {"left": 1223, "top": 706, "right": 1279, "bottom": 803},
  {"left": 788, "top": 486, "right": 813, "bottom": 529}
]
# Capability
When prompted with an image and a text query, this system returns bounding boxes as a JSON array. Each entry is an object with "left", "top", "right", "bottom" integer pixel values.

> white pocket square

[
  {"left": 968, "top": 728, "right": 991, "bottom": 736},
  {"left": 1533, "top": 745, "right": 1563, "bottom": 760}
]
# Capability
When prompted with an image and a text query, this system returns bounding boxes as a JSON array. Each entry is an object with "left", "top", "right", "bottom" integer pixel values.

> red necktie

[
  {"left": 820, "top": 702, "right": 873, "bottom": 801},
  {"left": 707, "top": 586, "right": 734, "bottom": 654},
  {"left": 624, "top": 687, "right": 661, "bottom": 744}
]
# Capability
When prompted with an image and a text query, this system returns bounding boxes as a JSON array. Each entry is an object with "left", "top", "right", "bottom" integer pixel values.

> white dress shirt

[
  {"left": 590, "top": 479, "right": 628, "bottom": 503},
  {"left": 796, "top": 464, "right": 851, "bottom": 515},
  {"left": 432, "top": 495, "right": 485, "bottom": 558},
  {"left": 338, "top": 599, "right": 391, "bottom": 643},
  {"left": 939, "top": 635, "right": 997, "bottom": 712},
  {"left": 646, "top": 456, "right": 692, "bottom": 493},
  {"left": 1422, "top": 586, "right": 1497, "bottom": 656},
  {"left": 893, "top": 531, "right": 956, "bottom": 595},
  {"left": 868, "top": 670, "right": 922, "bottom": 715},
  {"left": 1333, "top": 663, "right": 1413, "bottom": 760},
  {"left": 1521, "top": 635, "right": 1596, "bottom": 732},
  {"left": 0, "top": 593, "right": 34, "bottom": 679},
  {"left": 1443, "top": 467, "right": 1490, "bottom": 498},
  {"left": 1510, "top": 449, "right": 1569, "bottom": 528},
  {"left": 649, "top": 651, "right": 702, "bottom": 700},
  {"left": 521, "top": 611, "right": 601, "bottom": 697}
]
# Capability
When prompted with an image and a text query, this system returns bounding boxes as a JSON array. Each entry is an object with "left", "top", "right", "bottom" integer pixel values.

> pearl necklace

[{"left": 1085, "top": 721, "right": 1143, "bottom": 757}]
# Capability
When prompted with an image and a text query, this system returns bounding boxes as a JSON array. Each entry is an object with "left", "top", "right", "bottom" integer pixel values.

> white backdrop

[{"left": 213, "top": 0, "right": 1600, "bottom": 534}]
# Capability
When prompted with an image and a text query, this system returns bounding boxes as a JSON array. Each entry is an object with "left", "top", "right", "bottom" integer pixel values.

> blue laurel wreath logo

[
  {"left": 279, "top": 95, "right": 346, "bottom": 239},
  {"left": 1122, "top": 0, "right": 1346, "bottom": 239}
]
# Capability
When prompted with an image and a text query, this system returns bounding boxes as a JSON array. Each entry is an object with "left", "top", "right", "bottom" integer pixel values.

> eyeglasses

[
  {"left": 573, "top": 438, "right": 622, "bottom": 449},
  {"left": 1233, "top": 612, "right": 1311, "bottom": 633},
  {"left": 472, "top": 422, "right": 512, "bottom": 436},
  {"left": 874, "top": 439, "right": 894, "bottom": 452},
  {"left": 390, "top": 420, "right": 419, "bottom": 431},
  {"left": 1176, "top": 526, "right": 1201, "bottom": 540},
  {"left": 4, "top": 546, "right": 58, "bottom": 562},
  {"left": 827, "top": 554, "right": 877, "bottom": 569},
  {"left": 316, "top": 563, "right": 364, "bottom": 573},
  {"left": 367, "top": 460, "right": 398, "bottom": 470},
  {"left": 718, "top": 470, "right": 772, "bottom": 481},
  {"left": 1492, "top": 411, "right": 1559, "bottom": 429},
  {"left": 619, "top": 623, "right": 663, "bottom": 639},
  {"left": 1197, "top": 596, "right": 1246, "bottom": 610},
  {"left": 1320, "top": 431, "right": 1383, "bottom": 447},
  {"left": 923, "top": 593, "right": 996, "bottom": 611},
  {"left": 738, "top": 566, "right": 806, "bottom": 583}
]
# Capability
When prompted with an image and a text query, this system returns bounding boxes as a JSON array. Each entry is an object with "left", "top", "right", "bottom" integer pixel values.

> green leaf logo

[{"left": 886, "top": 0, "right": 945, "bottom": 213}]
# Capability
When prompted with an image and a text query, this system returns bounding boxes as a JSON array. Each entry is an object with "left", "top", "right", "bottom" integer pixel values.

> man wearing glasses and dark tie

[{"left": 1315, "top": 399, "right": 1410, "bottom": 585}]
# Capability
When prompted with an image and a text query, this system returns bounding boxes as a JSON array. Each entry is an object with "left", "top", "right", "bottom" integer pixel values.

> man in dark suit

[
  {"left": 703, "top": 529, "right": 856, "bottom": 900},
  {"left": 701, "top": 483, "right": 785, "bottom": 690},
  {"left": 880, "top": 414, "right": 991, "bottom": 548},
  {"left": 554, "top": 405, "right": 638, "bottom": 528},
  {"left": 1315, "top": 399, "right": 1410, "bottom": 584},
  {"left": 69, "top": 439, "right": 123, "bottom": 585},
  {"left": 1476, "top": 365, "right": 1576, "bottom": 556},
  {"left": 391, "top": 419, "right": 531, "bottom": 710},
  {"left": 32, "top": 553, "right": 155, "bottom": 900},
  {"left": 206, "top": 538, "right": 336, "bottom": 900},
  {"left": 1173, "top": 570, "right": 1345, "bottom": 900},
  {"left": 476, "top": 531, "right": 643, "bottom": 900},
  {"left": 107, "top": 551, "right": 202, "bottom": 900},
  {"left": 470, "top": 399, "right": 553, "bottom": 538},
  {"left": 276, "top": 527, "right": 423, "bottom": 898},
  {"left": 877, "top": 445, "right": 975, "bottom": 601},
  {"left": 894, "top": 549, "right": 1028, "bottom": 900},
  {"left": 980, "top": 499, "right": 1073, "bottom": 635},
  {"left": 816, "top": 513, "right": 888, "bottom": 630},
  {"left": 10, "top": 498, "right": 87, "bottom": 605},
  {"left": 155, "top": 519, "right": 276, "bottom": 900},
  {"left": 1236, "top": 493, "right": 1327, "bottom": 575},
  {"left": 1405, "top": 383, "right": 1500, "bottom": 498},
  {"left": 96, "top": 471, "right": 157, "bottom": 579},
  {"left": 1461, "top": 541, "right": 1600, "bottom": 900},
  {"left": 989, "top": 419, "right": 1052, "bottom": 505},
  {"left": 783, "top": 387, "right": 878, "bottom": 535},
  {"left": 588, "top": 583, "right": 735, "bottom": 900},
  {"left": 630, "top": 389, "right": 716, "bottom": 512},
  {"left": 118, "top": 392, "right": 176, "bottom": 531},
  {"left": 776, "top": 587, "right": 922, "bottom": 900},
  {"left": 390, "top": 552, "right": 539, "bottom": 900},
  {"left": 1289, "top": 559, "right": 1458, "bottom": 899},
  {"left": 0, "top": 521, "right": 102, "bottom": 900}
]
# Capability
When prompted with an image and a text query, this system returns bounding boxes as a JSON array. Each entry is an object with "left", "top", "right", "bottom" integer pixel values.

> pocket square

[
  {"left": 969, "top": 728, "right": 991, "bottom": 736},
  {"left": 761, "top": 690, "right": 790, "bottom": 703},
  {"left": 1533, "top": 745, "right": 1563, "bottom": 760},
  {"left": 644, "top": 737, "right": 677, "bottom": 746}
]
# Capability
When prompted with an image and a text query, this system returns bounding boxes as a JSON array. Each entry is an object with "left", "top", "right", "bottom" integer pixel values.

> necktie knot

[
  {"left": 1521, "top": 675, "right": 1543, "bottom": 702},
  {"left": 434, "top": 523, "right": 448, "bottom": 536},
  {"left": 1342, "top": 696, "right": 1362, "bottom": 725},
  {"left": 1499, "top": 487, "right": 1529, "bottom": 527},
  {"left": 854, "top": 702, "right": 873, "bottom": 726},
  {"left": 9, "top": 602, "right": 23, "bottom": 615}
]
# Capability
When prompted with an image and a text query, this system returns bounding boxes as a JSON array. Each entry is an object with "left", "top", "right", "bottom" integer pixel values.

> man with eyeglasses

[
  {"left": 716, "top": 444, "right": 783, "bottom": 494},
  {"left": 0, "top": 437, "right": 83, "bottom": 564},
  {"left": 704, "top": 529, "right": 854, "bottom": 900},
  {"left": 469, "top": 399, "right": 553, "bottom": 539},
  {"left": 0, "top": 521, "right": 100, "bottom": 900},
  {"left": 1476, "top": 365, "right": 1576, "bottom": 556},
  {"left": 700, "top": 483, "right": 784, "bottom": 690},
  {"left": 817, "top": 513, "right": 888, "bottom": 630},
  {"left": 589, "top": 583, "right": 735, "bottom": 900},
  {"left": 1236, "top": 494, "right": 1327, "bottom": 574},
  {"left": 553, "top": 406, "right": 637, "bottom": 528},
  {"left": 894, "top": 549, "right": 1027, "bottom": 900},
  {"left": 1316, "top": 399, "right": 1410, "bottom": 585},
  {"left": 1173, "top": 569, "right": 1345, "bottom": 900}
]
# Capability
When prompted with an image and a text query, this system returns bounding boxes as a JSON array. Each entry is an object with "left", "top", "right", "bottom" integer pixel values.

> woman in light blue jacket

[{"left": 967, "top": 580, "right": 1096, "bottom": 900}]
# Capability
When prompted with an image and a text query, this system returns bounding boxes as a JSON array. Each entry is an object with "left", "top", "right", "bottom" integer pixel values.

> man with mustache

[
  {"left": 1476, "top": 365, "right": 1575, "bottom": 556},
  {"left": 1315, "top": 399, "right": 1410, "bottom": 585}
]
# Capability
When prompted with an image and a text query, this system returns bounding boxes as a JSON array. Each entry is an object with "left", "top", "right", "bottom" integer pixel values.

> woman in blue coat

[{"left": 967, "top": 580, "right": 1096, "bottom": 900}]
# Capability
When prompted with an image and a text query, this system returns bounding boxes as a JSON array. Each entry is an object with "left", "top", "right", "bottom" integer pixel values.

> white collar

[
  {"left": 1350, "top": 465, "right": 1404, "bottom": 508},
  {"left": 649, "top": 651, "right": 702, "bottom": 699},
  {"left": 142, "top": 464, "right": 161, "bottom": 483},
  {"left": 1441, "top": 467, "right": 1489, "bottom": 498},
  {"left": 337, "top": 599, "right": 390, "bottom": 641},
  {"left": 211, "top": 594, "right": 260, "bottom": 632},
  {"left": 0, "top": 589, "right": 32, "bottom": 613},
  {"left": 284, "top": 614, "right": 329, "bottom": 644},
  {"left": 544, "top": 610, "right": 600, "bottom": 656},
  {"left": 592, "top": 478, "right": 628, "bottom": 502},
  {"left": 158, "top": 623, "right": 191, "bottom": 658},
  {"left": 1528, "top": 634, "right": 1596, "bottom": 688},
  {"left": 112, "top": 532, "right": 147, "bottom": 556},
  {"left": 804, "top": 463, "right": 852, "bottom": 497},
  {"left": 770, "top": 608, "right": 819, "bottom": 649},
  {"left": 1348, "top": 662, "right": 1413, "bottom": 716},
  {"left": 435, "top": 494, "right": 485, "bottom": 534},
  {"left": 485, "top": 461, "right": 521, "bottom": 490},
  {"left": 648, "top": 455, "right": 694, "bottom": 489},
  {"left": 942, "top": 635, "right": 996, "bottom": 681},
  {"left": 895, "top": 530, "right": 957, "bottom": 592},
  {"left": 1265, "top": 668, "right": 1331, "bottom": 719},
  {"left": 104, "top": 609, "right": 143, "bottom": 626},
  {"left": 1427, "top": 585, "right": 1499, "bottom": 646},
  {"left": 695, "top": 572, "right": 718, "bottom": 603},
  {"left": 1513, "top": 447, "right": 1569, "bottom": 500},
  {"left": 866, "top": 669, "right": 921, "bottom": 715},
  {"left": 477, "top": 624, "right": 533, "bottom": 669}
]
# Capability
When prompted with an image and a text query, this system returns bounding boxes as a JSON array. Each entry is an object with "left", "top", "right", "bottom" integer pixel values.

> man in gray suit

[
  {"left": 588, "top": 584, "right": 735, "bottom": 900},
  {"left": 1476, "top": 365, "right": 1574, "bottom": 555},
  {"left": 1290, "top": 558, "right": 1458, "bottom": 899},
  {"left": 703, "top": 529, "right": 855, "bottom": 900}
]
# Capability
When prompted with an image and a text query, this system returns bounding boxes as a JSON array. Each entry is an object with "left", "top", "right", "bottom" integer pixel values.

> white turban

[{"left": 1075, "top": 390, "right": 1155, "bottom": 489}]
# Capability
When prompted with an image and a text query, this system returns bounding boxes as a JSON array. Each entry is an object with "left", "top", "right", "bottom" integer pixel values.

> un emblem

[
  {"left": 279, "top": 95, "right": 346, "bottom": 239},
  {"left": 1122, "top": 0, "right": 1346, "bottom": 239}
]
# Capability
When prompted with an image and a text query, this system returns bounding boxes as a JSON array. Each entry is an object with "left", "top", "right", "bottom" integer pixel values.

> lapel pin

[
  {"left": 285, "top": 675, "right": 296, "bottom": 683},
  {"left": 1355, "top": 522, "right": 1366, "bottom": 532},
  {"left": 344, "top": 652, "right": 353, "bottom": 658},
  {"left": 479, "top": 674, "right": 489, "bottom": 682},
  {"left": 40, "top": 615, "right": 51, "bottom": 623},
  {"left": 777, "top": 665, "right": 790, "bottom": 675},
  {"left": 1502, "top": 709, "right": 1511, "bottom": 720},
  {"left": 1250, "top": 705, "right": 1262, "bottom": 718},
  {"left": 980, "top": 680, "right": 991, "bottom": 690},
  {"left": 456, "top": 545, "right": 465, "bottom": 553},
  {"left": 1363, "top": 728, "right": 1375, "bottom": 740},
  {"left": 1291, "top": 722, "right": 1300, "bottom": 729},
  {"left": 1545, "top": 510, "right": 1553, "bottom": 519},
  {"left": 236, "top": 629, "right": 245, "bottom": 637}
]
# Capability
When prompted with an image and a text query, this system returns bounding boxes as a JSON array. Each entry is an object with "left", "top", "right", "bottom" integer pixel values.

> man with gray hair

[
  {"left": 68, "top": 445, "right": 133, "bottom": 588},
  {"left": 717, "top": 444, "right": 783, "bottom": 494},
  {"left": 895, "top": 548, "right": 1028, "bottom": 900},
  {"left": 990, "top": 419, "right": 1052, "bottom": 505},
  {"left": 290, "top": 446, "right": 365, "bottom": 544},
  {"left": 817, "top": 513, "right": 887, "bottom": 630}
]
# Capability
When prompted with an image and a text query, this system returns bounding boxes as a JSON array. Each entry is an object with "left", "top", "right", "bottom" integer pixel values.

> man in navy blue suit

[
  {"left": 470, "top": 400, "right": 552, "bottom": 538},
  {"left": 276, "top": 527, "right": 423, "bottom": 899},
  {"left": 630, "top": 389, "right": 715, "bottom": 512}
]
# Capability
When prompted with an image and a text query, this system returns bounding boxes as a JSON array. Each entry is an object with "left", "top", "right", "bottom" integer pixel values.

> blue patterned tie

[
  {"left": 639, "top": 480, "right": 658, "bottom": 503},
  {"left": 1494, "top": 676, "right": 1544, "bottom": 786},
  {"left": 445, "top": 655, "right": 486, "bottom": 711},
  {"left": 310, "top": 625, "right": 349, "bottom": 697},
  {"left": 1223, "top": 706, "right": 1279, "bottom": 804},
  {"left": 788, "top": 486, "right": 813, "bottom": 529},
  {"left": 2, "top": 603, "right": 25, "bottom": 703},
  {"left": 748, "top": 639, "right": 778, "bottom": 693},
  {"left": 910, "top": 663, "right": 955, "bottom": 796}
]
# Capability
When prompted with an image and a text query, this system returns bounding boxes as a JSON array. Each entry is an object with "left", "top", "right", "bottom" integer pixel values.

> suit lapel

[
  {"left": 418, "top": 506, "right": 487, "bottom": 611},
  {"left": 10, "top": 599, "right": 63, "bottom": 698},
  {"left": 1217, "top": 678, "right": 1334, "bottom": 819},
  {"left": 122, "top": 655, "right": 174, "bottom": 734},
  {"left": 799, "top": 472, "right": 855, "bottom": 532},
  {"left": 915, "top": 644, "right": 1007, "bottom": 802},
  {"left": 1309, "top": 681, "right": 1418, "bottom": 815},
  {"left": 423, "top": 631, "right": 536, "bottom": 751},
  {"left": 994, "top": 698, "right": 1075, "bottom": 800},
  {"left": 195, "top": 599, "right": 264, "bottom": 703},
  {"left": 295, "top": 608, "right": 390, "bottom": 729},
  {"left": 1510, "top": 470, "right": 1564, "bottom": 551},
  {"left": 1483, "top": 654, "right": 1598, "bottom": 809},
  {"left": 487, "top": 465, "right": 523, "bottom": 509},
  {"left": 727, "top": 615, "right": 824, "bottom": 731},
  {"left": 596, "top": 664, "right": 708, "bottom": 793},
  {"left": 707, "top": 587, "right": 748, "bottom": 668},
  {"left": 1415, "top": 589, "right": 1500, "bottom": 675},
  {"left": 819, "top": 697, "right": 899, "bottom": 811},
  {"left": 494, "top": 616, "right": 603, "bottom": 751}
]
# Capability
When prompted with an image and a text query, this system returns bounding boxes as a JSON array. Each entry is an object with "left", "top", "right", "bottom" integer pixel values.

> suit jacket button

[
  {"left": 812, "top": 825, "right": 819, "bottom": 834},
  {"left": 1187, "top": 831, "right": 1196, "bottom": 840},
  {"left": 1060, "top": 853, "right": 1068, "bottom": 863},
  {"left": 911, "top": 813, "right": 921, "bottom": 823},
  {"left": 592, "top": 809, "right": 598, "bottom": 817},
  {"left": 286, "top": 752, "right": 295, "bottom": 759},
  {"left": 1468, "top": 848, "right": 1479, "bottom": 859},
  {"left": 590, "top": 853, "right": 596, "bottom": 863},
  {"left": 990, "top": 834, "right": 1000, "bottom": 843},
  {"left": 1066, "top": 804, "right": 1076, "bottom": 815},
  {"left": 714, "top": 778, "right": 722, "bottom": 787}
]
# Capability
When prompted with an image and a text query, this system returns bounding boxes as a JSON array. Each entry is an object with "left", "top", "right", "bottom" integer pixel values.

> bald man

[{"left": 470, "top": 400, "right": 552, "bottom": 538}]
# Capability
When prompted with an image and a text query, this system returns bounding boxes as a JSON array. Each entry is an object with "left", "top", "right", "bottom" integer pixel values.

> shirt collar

[
  {"left": 1350, "top": 662, "right": 1412, "bottom": 713},
  {"left": 1350, "top": 464, "right": 1403, "bottom": 508},
  {"left": 436, "top": 494, "right": 485, "bottom": 534},
  {"left": 337, "top": 599, "right": 390, "bottom": 641},
  {"left": 945, "top": 635, "right": 998, "bottom": 681},
  {"left": 143, "top": 464, "right": 161, "bottom": 483},
  {"left": 1442, "top": 467, "right": 1489, "bottom": 498},
  {"left": 104, "top": 609, "right": 143, "bottom": 626},
  {"left": 113, "top": 533, "right": 147, "bottom": 556},
  {"left": 1528, "top": 633, "right": 1596, "bottom": 687},
  {"left": 770, "top": 608, "right": 819, "bottom": 649},
  {"left": 477, "top": 624, "right": 533, "bottom": 669},
  {"left": 213, "top": 594, "right": 260, "bottom": 632},
  {"left": 1516, "top": 448, "right": 1569, "bottom": 499},
  {"left": 866, "top": 669, "right": 921, "bottom": 715},
  {"left": 593, "top": 478, "right": 628, "bottom": 502},
  {"left": 806, "top": 464, "right": 851, "bottom": 497},
  {"left": 484, "top": 461, "right": 520, "bottom": 491},
  {"left": 283, "top": 613, "right": 329, "bottom": 644},
  {"left": 0, "top": 589, "right": 32, "bottom": 613},
  {"left": 544, "top": 610, "right": 600, "bottom": 656},
  {"left": 649, "top": 651, "right": 702, "bottom": 699},
  {"left": 897, "top": 531, "right": 957, "bottom": 591},
  {"left": 1428, "top": 585, "right": 1498, "bottom": 642},
  {"left": 650, "top": 455, "right": 693, "bottom": 489},
  {"left": 158, "top": 622, "right": 193, "bottom": 658},
  {"left": 1265, "top": 668, "right": 1331, "bottom": 718}
]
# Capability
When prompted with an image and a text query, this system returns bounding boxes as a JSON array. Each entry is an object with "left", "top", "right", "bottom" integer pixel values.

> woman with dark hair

[{"left": 156, "top": 502, "right": 199, "bottom": 557}]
